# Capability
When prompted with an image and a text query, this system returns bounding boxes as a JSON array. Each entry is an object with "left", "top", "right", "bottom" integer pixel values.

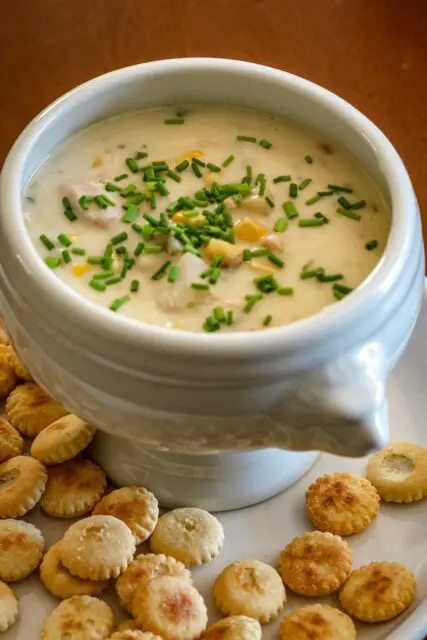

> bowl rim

[{"left": 0, "top": 57, "right": 417, "bottom": 358}]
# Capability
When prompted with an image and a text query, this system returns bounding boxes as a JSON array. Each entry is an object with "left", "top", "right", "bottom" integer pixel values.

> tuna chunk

[
  {"left": 158, "top": 253, "right": 210, "bottom": 312},
  {"left": 60, "top": 182, "right": 120, "bottom": 227}
]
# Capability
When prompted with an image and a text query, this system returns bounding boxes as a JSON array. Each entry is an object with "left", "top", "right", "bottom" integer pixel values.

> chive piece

[
  {"left": 226, "top": 310, "right": 234, "bottom": 325},
  {"left": 191, "top": 283, "right": 210, "bottom": 291},
  {"left": 101, "top": 194, "right": 117, "bottom": 207},
  {"left": 78, "top": 195, "right": 94, "bottom": 211},
  {"left": 334, "top": 289, "right": 346, "bottom": 300},
  {"left": 135, "top": 151, "right": 148, "bottom": 160},
  {"left": 125, "top": 158, "right": 139, "bottom": 173},
  {"left": 273, "top": 175, "right": 291, "bottom": 183},
  {"left": 352, "top": 200, "right": 367, "bottom": 210},
  {"left": 106, "top": 182, "right": 122, "bottom": 193},
  {"left": 338, "top": 196, "right": 352, "bottom": 210},
  {"left": 192, "top": 157, "right": 206, "bottom": 167},
  {"left": 265, "top": 196, "right": 275, "bottom": 209},
  {"left": 328, "top": 184, "right": 353, "bottom": 193},
  {"left": 62, "top": 197, "right": 78, "bottom": 222},
  {"left": 305, "top": 155, "right": 313, "bottom": 164},
  {"left": 168, "top": 266, "right": 180, "bottom": 283},
  {"left": 298, "top": 178, "right": 312, "bottom": 191},
  {"left": 317, "top": 273, "right": 344, "bottom": 282},
  {"left": 237, "top": 135, "right": 257, "bottom": 143},
  {"left": 244, "top": 294, "right": 263, "bottom": 312},
  {"left": 93, "top": 195, "right": 108, "bottom": 210},
  {"left": 72, "top": 248, "right": 86, "bottom": 256},
  {"left": 134, "top": 243, "right": 145, "bottom": 256},
  {"left": 153, "top": 162, "right": 169, "bottom": 172},
  {"left": 60, "top": 251, "right": 71, "bottom": 267},
  {"left": 306, "top": 195, "right": 321, "bottom": 205},
  {"left": 317, "top": 190, "right": 334, "bottom": 196},
  {"left": 298, "top": 218, "right": 325, "bottom": 227},
  {"left": 191, "top": 162, "right": 202, "bottom": 178},
  {"left": 130, "top": 279, "right": 140, "bottom": 292},
  {"left": 115, "top": 173, "right": 128, "bottom": 182},
  {"left": 111, "top": 232, "right": 128, "bottom": 245},
  {"left": 143, "top": 166, "right": 155, "bottom": 182},
  {"left": 277, "top": 287, "right": 294, "bottom": 295},
  {"left": 301, "top": 268, "right": 324, "bottom": 279},
  {"left": 254, "top": 275, "right": 279, "bottom": 294},
  {"left": 92, "top": 270, "right": 114, "bottom": 280},
  {"left": 283, "top": 201, "right": 298, "bottom": 219},
  {"left": 213, "top": 307, "right": 226, "bottom": 323},
  {"left": 365, "top": 240, "right": 378, "bottom": 251},
  {"left": 314, "top": 212, "right": 329, "bottom": 223},
  {"left": 157, "top": 181, "right": 169, "bottom": 197},
  {"left": 149, "top": 192, "right": 157, "bottom": 210},
  {"left": 222, "top": 154, "right": 235, "bottom": 168},
  {"left": 89, "top": 279, "right": 106, "bottom": 292},
  {"left": 337, "top": 207, "right": 361, "bottom": 221},
  {"left": 203, "top": 316, "right": 220, "bottom": 332},
  {"left": 274, "top": 218, "right": 288, "bottom": 233},
  {"left": 105, "top": 276, "right": 122, "bottom": 286},
  {"left": 122, "top": 204, "right": 139, "bottom": 224},
  {"left": 175, "top": 160, "right": 190, "bottom": 173},
  {"left": 263, "top": 314, "right": 273, "bottom": 326},
  {"left": 242, "top": 247, "right": 270, "bottom": 261},
  {"left": 207, "top": 162, "right": 221, "bottom": 173},
  {"left": 164, "top": 118, "right": 185, "bottom": 124},
  {"left": 152, "top": 260, "right": 171, "bottom": 281},
  {"left": 267, "top": 254, "right": 284, "bottom": 268},
  {"left": 259, "top": 138, "right": 272, "bottom": 149},
  {"left": 87, "top": 256, "right": 103, "bottom": 265},
  {"left": 333, "top": 283, "right": 353, "bottom": 294},
  {"left": 167, "top": 170, "right": 182, "bottom": 183},
  {"left": 40, "top": 234, "right": 55, "bottom": 250},
  {"left": 110, "top": 295, "right": 130, "bottom": 311},
  {"left": 44, "top": 256, "right": 61, "bottom": 268},
  {"left": 289, "top": 183, "right": 298, "bottom": 198},
  {"left": 144, "top": 246, "right": 162, "bottom": 254}
]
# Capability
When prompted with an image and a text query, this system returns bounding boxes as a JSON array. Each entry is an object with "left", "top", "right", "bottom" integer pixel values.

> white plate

[{"left": 5, "top": 290, "right": 427, "bottom": 640}]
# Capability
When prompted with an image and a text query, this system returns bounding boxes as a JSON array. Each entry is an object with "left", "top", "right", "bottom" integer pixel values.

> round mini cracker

[
  {"left": 201, "top": 615, "right": 262, "bottom": 639},
  {"left": 116, "top": 620, "right": 143, "bottom": 632},
  {"left": 93, "top": 486, "right": 159, "bottom": 544},
  {"left": 0, "top": 581, "right": 18, "bottom": 633},
  {"left": 339, "top": 561, "right": 416, "bottom": 622},
  {"left": 31, "top": 414, "right": 96, "bottom": 465},
  {"left": 280, "top": 604, "right": 356, "bottom": 640},
  {"left": 0, "top": 519, "right": 44, "bottom": 582},
  {"left": 109, "top": 632, "right": 162, "bottom": 640},
  {"left": 41, "top": 595, "right": 115, "bottom": 640},
  {"left": 8, "top": 348, "right": 32, "bottom": 381},
  {"left": 0, "top": 455, "right": 47, "bottom": 518},
  {"left": 366, "top": 441, "right": 427, "bottom": 503},
  {"left": 60, "top": 514, "right": 136, "bottom": 580},
  {"left": 278, "top": 531, "right": 352, "bottom": 596},
  {"left": 213, "top": 559, "right": 286, "bottom": 624},
  {"left": 40, "top": 459, "right": 106, "bottom": 518},
  {"left": 305, "top": 472, "right": 380, "bottom": 535},
  {"left": 116, "top": 552, "right": 192, "bottom": 614},
  {"left": 0, "top": 345, "right": 16, "bottom": 400},
  {"left": 0, "top": 418, "right": 24, "bottom": 462},
  {"left": 6, "top": 382, "right": 68, "bottom": 437},
  {"left": 40, "top": 542, "right": 108, "bottom": 599},
  {"left": 150, "top": 507, "right": 224, "bottom": 567},
  {"left": 133, "top": 575, "right": 208, "bottom": 640}
]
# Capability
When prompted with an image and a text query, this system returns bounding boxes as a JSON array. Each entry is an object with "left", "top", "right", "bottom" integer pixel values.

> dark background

[{"left": 2, "top": 0, "right": 426, "bottom": 239}]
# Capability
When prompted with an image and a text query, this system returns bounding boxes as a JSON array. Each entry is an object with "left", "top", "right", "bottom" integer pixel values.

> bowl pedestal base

[{"left": 92, "top": 432, "right": 319, "bottom": 511}]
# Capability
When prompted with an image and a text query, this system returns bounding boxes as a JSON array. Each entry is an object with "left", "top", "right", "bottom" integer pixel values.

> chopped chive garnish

[
  {"left": 111, "top": 231, "right": 128, "bottom": 245},
  {"left": 337, "top": 196, "right": 352, "bottom": 210},
  {"left": 157, "top": 181, "right": 169, "bottom": 197},
  {"left": 298, "top": 178, "right": 312, "bottom": 191},
  {"left": 222, "top": 155, "right": 235, "bottom": 168},
  {"left": 274, "top": 218, "right": 288, "bottom": 233},
  {"left": 298, "top": 218, "right": 325, "bottom": 227},
  {"left": 267, "top": 254, "right": 284, "bottom": 268},
  {"left": 167, "top": 170, "right": 182, "bottom": 183},
  {"left": 191, "top": 162, "right": 202, "bottom": 178},
  {"left": 213, "top": 307, "right": 226, "bottom": 322},
  {"left": 134, "top": 243, "right": 145, "bottom": 256},
  {"left": 40, "top": 234, "right": 55, "bottom": 250},
  {"left": 106, "top": 182, "right": 122, "bottom": 193},
  {"left": 282, "top": 201, "right": 298, "bottom": 219},
  {"left": 110, "top": 295, "right": 130, "bottom": 311},
  {"left": 168, "top": 266, "right": 180, "bottom": 283},
  {"left": 122, "top": 204, "right": 139, "bottom": 224},
  {"left": 277, "top": 287, "right": 294, "bottom": 295},
  {"left": 242, "top": 247, "right": 270, "bottom": 261},
  {"left": 191, "top": 282, "right": 210, "bottom": 291},
  {"left": 301, "top": 267, "right": 324, "bottom": 279},
  {"left": 259, "top": 139, "right": 272, "bottom": 149},
  {"left": 289, "top": 183, "right": 298, "bottom": 198},
  {"left": 365, "top": 240, "right": 378, "bottom": 251},
  {"left": 257, "top": 174, "right": 266, "bottom": 196},
  {"left": 237, "top": 135, "right": 257, "bottom": 143},
  {"left": 273, "top": 175, "right": 291, "bottom": 183},
  {"left": 306, "top": 195, "right": 321, "bottom": 205},
  {"left": 150, "top": 192, "right": 157, "bottom": 210},
  {"left": 89, "top": 279, "right": 106, "bottom": 292},
  {"left": 164, "top": 118, "right": 185, "bottom": 124},
  {"left": 203, "top": 316, "right": 220, "bottom": 332},
  {"left": 78, "top": 195, "right": 95, "bottom": 211},
  {"left": 87, "top": 256, "right": 103, "bottom": 265},
  {"left": 305, "top": 155, "right": 313, "bottom": 164},
  {"left": 144, "top": 246, "right": 162, "bottom": 254},
  {"left": 62, "top": 197, "right": 78, "bottom": 222},
  {"left": 254, "top": 275, "right": 279, "bottom": 294},
  {"left": 130, "top": 279, "right": 140, "bottom": 292},
  {"left": 333, "top": 283, "right": 353, "bottom": 294},
  {"left": 104, "top": 276, "right": 122, "bottom": 286},
  {"left": 144, "top": 166, "right": 156, "bottom": 181},
  {"left": 152, "top": 260, "right": 171, "bottom": 281},
  {"left": 92, "top": 270, "right": 114, "bottom": 280},
  {"left": 143, "top": 213, "right": 160, "bottom": 227},
  {"left": 263, "top": 314, "right": 273, "bottom": 326},
  {"left": 265, "top": 196, "right": 275, "bottom": 209},
  {"left": 314, "top": 212, "right": 329, "bottom": 223},
  {"left": 317, "top": 190, "right": 334, "bottom": 196},
  {"left": 135, "top": 151, "right": 148, "bottom": 160},
  {"left": 328, "top": 184, "right": 353, "bottom": 193},
  {"left": 114, "top": 173, "right": 128, "bottom": 182},
  {"left": 317, "top": 273, "right": 343, "bottom": 282},
  {"left": 244, "top": 294, "right": 263, "bottom": 312},
  {"left": 44, "top": 256, "right": 61, "bottom": 268},
  {"left": 93, "top": 195, "right": 108, "bottom": 209},
  {"left": 62, "top": 250, "right": 72, "bottom": 264},
  {"left": 226, "top": 310, "right": 234, "bottom": 325},
  {"left": 352, "top": 200, "right": 367, "bottom": 210},
  {"left": 207, "top": 162, "right": 221, "bottom": 173},
  {"left": 71, "top": 247, "right": 86, "bottom": 255},
  {"left": 152, "top": 160, "right": 168, "bottom": 169},
  {"left": 125, "top": 158, "right": 139, "bottom": 173},
  {"left": 191, "top": 157, "right": 205, "bottom": 167},
  {"left": 101, "top": 194, "right": 117, "bottom": 207},
  {"left": 175, "top": 160, "right": 190, "bottom": 173},
  {"left": 337, "top": 207, "right": 361, "bottom": 221}
]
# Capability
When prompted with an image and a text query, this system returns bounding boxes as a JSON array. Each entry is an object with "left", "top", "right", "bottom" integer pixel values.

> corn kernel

[
  {"left": 234, "top": 217, "right": 268, "bottom": 243},
  {"left": 72, "top": 264, "right": 92, "bottom": 277}
]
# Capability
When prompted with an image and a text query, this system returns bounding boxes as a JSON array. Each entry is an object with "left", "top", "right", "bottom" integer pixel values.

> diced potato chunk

[
  {"left": 203, "top": 239, "right": 242, "bottom": 267},
  {"left": 240, "top": 194, "right": 271, "bottom": 216},
  {"left": 171, "top": 212, "right": 206, "bottom": 226},
  {"left": 234, "top": 217, "right": 268, "bottom": 243}
]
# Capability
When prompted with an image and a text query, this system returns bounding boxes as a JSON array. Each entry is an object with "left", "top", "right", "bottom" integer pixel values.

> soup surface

[{"left": 25, "top": 104, "right": 390, "bottom": 332}]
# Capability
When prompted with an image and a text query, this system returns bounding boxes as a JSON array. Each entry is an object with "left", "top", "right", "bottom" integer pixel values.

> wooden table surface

[{"left": 2, "top": 0, "right": 426, "bottom": 238}]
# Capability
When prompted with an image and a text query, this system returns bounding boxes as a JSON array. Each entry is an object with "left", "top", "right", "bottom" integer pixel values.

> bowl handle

[{"left": 269, "top": 345, "right": 389, "bottom": 457}]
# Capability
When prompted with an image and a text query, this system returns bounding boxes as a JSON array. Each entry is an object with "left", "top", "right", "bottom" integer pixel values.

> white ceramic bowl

[{"left": 0, "top": 59, "right": 424, "bottom": 509}]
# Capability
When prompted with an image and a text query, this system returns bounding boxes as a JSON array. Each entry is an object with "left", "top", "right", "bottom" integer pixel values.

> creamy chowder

[{"left": 25, "top": 104, "right": 390, "bottom": 332}]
